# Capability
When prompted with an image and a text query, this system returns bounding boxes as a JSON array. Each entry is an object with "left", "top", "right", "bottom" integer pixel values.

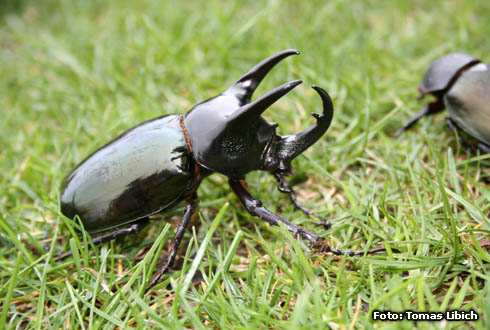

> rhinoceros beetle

[
  {"left": 57, "top": 50, "right": 386, "bottom": 290},
  {"left": 395, "top": 53, "right": 490, "bottom": 154}
]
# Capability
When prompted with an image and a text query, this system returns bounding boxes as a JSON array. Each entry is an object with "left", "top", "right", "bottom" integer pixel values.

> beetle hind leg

[
  {"left": 53, "top": 217, "right": 150, "bottom": 261},
  {"left": 146, "top": 195, "right": 197, "bottom": 291},
  {"left": 273, "top": 173, "right": 331, "bottom": 229}
]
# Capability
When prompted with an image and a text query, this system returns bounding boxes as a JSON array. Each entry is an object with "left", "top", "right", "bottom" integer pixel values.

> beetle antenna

[{"left": 226, "top": 49, "right": 299, "bottom": 105}]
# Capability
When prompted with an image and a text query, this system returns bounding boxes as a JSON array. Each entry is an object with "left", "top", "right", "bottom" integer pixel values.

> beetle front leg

[
  {"left": 312, "top": 241, "right": 389, "bottom": 256},
  {"left": 229, "top": 178, "right": 321, "bottom": 244},
  {"left": 476, "top": 142, "right": 490, "bottom": 154},
  {"left": 394, "top": 101, "right": 445, "bottom": 138},
  {"left": 146, "top": 195, "right": 197, "bottom": 291},
  {"left": 394, "top": 105, "right": 430, "bottom": 137},
  {"left": 273, "top": 173, "right": 331, "bottom": 229},
  {"left": 446, "top": 118, "right": 474, "bottom": 155},
  {"left": 54, "top": 217, "right": 150, "bottom": 261},
  {"left": 230, "top": 178, "right": 388, "bottom": 256}
]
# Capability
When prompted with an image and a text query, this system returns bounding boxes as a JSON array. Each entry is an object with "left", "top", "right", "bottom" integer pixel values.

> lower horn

[{"left": 273, "top": 85, "right": 334, "bottom": 171}]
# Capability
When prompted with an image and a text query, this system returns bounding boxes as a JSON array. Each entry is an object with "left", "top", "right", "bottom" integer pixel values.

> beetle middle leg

[
  {"left": 53, "top": 217, "right": 150, "bottom": 261},
  {"left": 273, "top": 172, "right": 331, "bottom": 229},
  {"left": 146, "top": 194, "right": 197, "bottom": 290}
]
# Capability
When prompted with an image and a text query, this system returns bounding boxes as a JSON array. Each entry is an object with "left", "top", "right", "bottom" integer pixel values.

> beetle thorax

[
  {"left": 183, "top": 94, "right": 277, "bottom": 178},
  {"left": 419, "top": 53, "right": 480, "bottom": 94}
]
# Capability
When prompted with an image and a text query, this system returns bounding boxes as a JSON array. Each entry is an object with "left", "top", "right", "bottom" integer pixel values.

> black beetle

[
  {"left": 58, "top": 50, "right": 386, "bottom": 289},
  {"left": 395, "top": 53, "right": 490, "bottom": 154}
]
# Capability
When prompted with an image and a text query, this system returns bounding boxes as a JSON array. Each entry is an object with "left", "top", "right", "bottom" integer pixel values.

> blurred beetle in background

[{"left": 396, "top": 53, "right": 490, "bottom": 154}]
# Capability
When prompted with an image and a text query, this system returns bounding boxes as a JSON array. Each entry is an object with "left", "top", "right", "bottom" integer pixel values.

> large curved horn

[
  {"left": 273, "top": 86, "right": 334, "bottom": 172},
  {"left": 225, "top": 49, "right": 299, "bottom": 105}
]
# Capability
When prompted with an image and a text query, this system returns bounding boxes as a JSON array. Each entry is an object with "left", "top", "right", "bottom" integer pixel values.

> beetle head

[
  {"left": 394, "top": 53, "right": 481, "bottom": 138},
  {"left": 183, "top": 50, "right": 333, "bottom": 178}
]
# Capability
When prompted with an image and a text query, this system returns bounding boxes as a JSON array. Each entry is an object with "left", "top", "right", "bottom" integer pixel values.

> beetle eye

[{"left": 263, "top": 154, "right": 279, "bottom": 171}]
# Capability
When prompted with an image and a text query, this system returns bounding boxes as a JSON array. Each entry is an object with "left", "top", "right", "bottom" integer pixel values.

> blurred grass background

[{"left": 1, "top": 0, "right": 489, "bottom": 328}]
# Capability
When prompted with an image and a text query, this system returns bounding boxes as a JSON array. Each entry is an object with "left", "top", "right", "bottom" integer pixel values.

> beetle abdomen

[
  {"left": 60, "top": 115, "right": 194, "bottom": 233},
  {"left": 445, "top": 63, "right": 490, "bottom": 145}
]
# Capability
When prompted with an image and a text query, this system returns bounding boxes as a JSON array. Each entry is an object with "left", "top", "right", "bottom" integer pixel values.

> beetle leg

[
  {"left": 229, "top": 178, "right": 321, "bottom": 244},
  {"left": 43, "top": 228, "right": 51, "bottom": 252},
  {"left": 446, "top": 118, "right": 474, "bottom": 155},
  {"left": 146, "top": 195, "right": 197, "bottom": 291},
  {"left": 394, "top": 105, "right": 430, "bottom": 137},
  {"left": 312, "top": 241, "right": 389, "bottom": 256},
  {"left": 476, "top": 142, "right": 490, "bottom": 154},
  {"left": 53, "top": 217, "right": 150, "bottom": 261},
  {"left": 475, "top": 144, "right": 490, "bottom": 184},
  {"left": 394, "top": 100, "right": 446, "bottom": 137},
  {"left": 273, "top": 172, "right": 331, "bottom": 229},
  {"left": 229, "top": 178, "right": 388, "bottom": 256}
]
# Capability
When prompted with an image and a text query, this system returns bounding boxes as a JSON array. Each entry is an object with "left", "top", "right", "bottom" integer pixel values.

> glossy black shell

[
  {"left": 419, "top": 53, "right": 479, "bottom": 93},
  {"left": 60, "top": 115, "right": 194, "bottom": 233},
  {"left": 444, "top": 63, "right": 490, "bottom": 145}
]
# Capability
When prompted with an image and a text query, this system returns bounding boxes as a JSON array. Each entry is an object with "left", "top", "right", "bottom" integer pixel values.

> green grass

[{"left": 1, "top": 0, "right": 490, "bottom": 328}]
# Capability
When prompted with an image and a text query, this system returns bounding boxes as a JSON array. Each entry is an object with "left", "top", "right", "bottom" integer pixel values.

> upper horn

[{"left": 225, "top": 49, "right": 300, "bottom": 105}]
